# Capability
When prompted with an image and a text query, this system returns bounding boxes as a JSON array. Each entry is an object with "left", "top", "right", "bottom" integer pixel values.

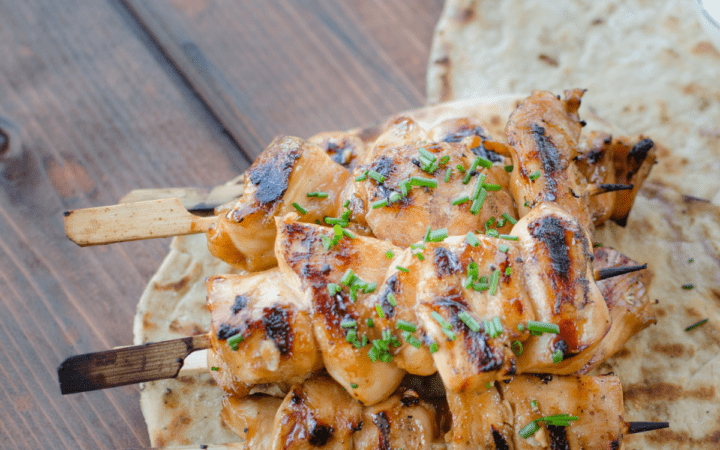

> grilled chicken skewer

[{"left": 221, "top": 373, "right": 666, "bottom": 450}]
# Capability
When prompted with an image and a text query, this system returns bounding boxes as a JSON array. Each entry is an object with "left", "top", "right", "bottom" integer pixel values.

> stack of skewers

[{"left": 59, "top": 89, "right": 668, "bottom": 449}]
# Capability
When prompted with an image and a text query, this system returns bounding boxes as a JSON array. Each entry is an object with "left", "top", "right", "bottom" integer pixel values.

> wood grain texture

[
  {"left": 123, "top": 0, "right": 444, "bottom": 158},
  {"left": 0, "top": 0, "right": 442, "bottom": 448},
  {"left": 0, "top": 0, "right": 248, "bottom": 449}
]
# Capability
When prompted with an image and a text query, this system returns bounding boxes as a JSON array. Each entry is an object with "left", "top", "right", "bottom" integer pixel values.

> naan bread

[
  {"left": 134, "top": 98, "right": 720, "bottom": 449},
  {"left": 428, "top": 2, "right": 720, "bottom": 447},
  {"left": 427, "top": 0, "right": 720, "bottom": 204}
]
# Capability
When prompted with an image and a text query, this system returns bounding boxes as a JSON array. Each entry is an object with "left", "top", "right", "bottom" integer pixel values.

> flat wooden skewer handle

[
  {"left": 64, "top": 198, "right": 216, "bottom": 246},
  {"left": 57, "top": 334, "right": 211, "bottom": 394}
]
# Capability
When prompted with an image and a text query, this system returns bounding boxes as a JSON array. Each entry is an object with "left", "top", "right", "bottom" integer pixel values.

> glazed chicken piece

[
  {"left": 505, "top": 89, "right": 593, "bottom": 232},
  {"left": 307, "top": 131, "right": 370, "bottom": 171},
  {"left": 350, "top": 116, "right": 516, "bottom": 247},
  {"left": 207, "top": 136, "right": 350, "bottom": 271},
  {"left": 207, "top": 269, "right": 323, "bottom": 397},
  {"left": 513, "top": 203, "right": 612, "bottom": 374},
  {"left": 222, "top": 394, "right": 283, "bottom": 450},
  {"left": 412, "top": 236, "right": 534, "bottom": 392},
  {"left": 579, "top": 246, "right": 656, "bottom": 373},
  {"left": 271, "top": 375, "right": 362, "bottom": 450},
  {"left": 501, "top": 375, "right": 625, "bottom": 450},
  {"left": 275, "top": 214, "right": 406, "bottom": 405},
  {"left": 354, "top": 389, "right": 440, "bottom": 450},
  {"left": 445, "top": 385, "right": 515, "bottom": 450},
  {"left": 576, "top": 132, "right": 658, "bottom": 227}
]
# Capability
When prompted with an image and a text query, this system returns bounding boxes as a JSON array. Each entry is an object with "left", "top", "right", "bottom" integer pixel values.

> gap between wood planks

[{"left": 110, "top": 0, "right": 257, "bottom": 163}]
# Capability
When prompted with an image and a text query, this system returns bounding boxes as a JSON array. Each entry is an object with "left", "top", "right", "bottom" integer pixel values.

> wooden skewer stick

[
  {"left": 119, "top": 184, "right": 245, "bottom": 214},
  {"left": 64, "top": 198, "right": 216, "bottom": 247},
  {"left": 625, "top": 421, "right": 670, "bottom": 434},
  {"left": 587, "top": 183, "right": 634, "bottom": 196},
  {"left": 57, "top": 334, "right": 211, "bottom": 394},
  {"left": 595, "top": 264, "right": 647, "bottom": 281}
]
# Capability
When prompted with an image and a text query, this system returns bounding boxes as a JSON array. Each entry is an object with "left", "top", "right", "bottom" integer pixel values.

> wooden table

[{"left": 0, "top": 1, "right": 443, "bottom": 448}]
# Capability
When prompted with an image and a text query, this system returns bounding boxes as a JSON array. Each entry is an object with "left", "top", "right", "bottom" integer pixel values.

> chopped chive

[
  {"left": 439, "top": 155, "right": 451, "bottom": 165},
  {"left": 322, "top": 235, "right": 333, "bottom": 250},
  {"left": 363, "top": 282, "right": 377, "bottom": 293},
  {"left": 689, "top": 258, "right": 694, "bottom": 263},
  {"left": 484, "top": 319, "right": 496, "bottom": 338},
  {"left": 429, "top": 342, "right": 439, "bottom": 353},
  {"left": 529, "top": 170, "right": 542, "bottom": 180},
  {"left": 496, "top": 218, "right": 506, "bottom": 227},
  {"left": 458, "top": 311, "right": 481, "bottom": 332},
  {"left": 351, "top": 383, "right": 358, "bottom": 389},
  {"left": 292, "top": 203, "right": 307, "bottom": 215},
  {"left": 415, "top": 253, "right": 425, "bottom": 261},
  {"left": 431, "top": 311, "right": 452, "bottom": 330},
  {"left": 469, "top": 188, "right": 487, "bottom": 215},
  {"left": 325, "top": 217, "right": 348, "bottom": 227},
  {"left": 368, "top": 169, "right": 385, "bottom": 183},
  {"left": 419, "top": 148, "right": 436, "bottom": 161},
  {"left": 472, "top": 174, "right": 487, "bottom": 200},
  {"left": 341, "top": 269, "right": 356, "bottom": 286},
  {"left": 366, "top": 318, "right": 375, "bottom": 328},
  {"left": 389, "top": 191, "right": 402, "bottom": 203},
  {"left": 396, "top": 266, "right": 409, "bottom": 273},
  {"left": 442, "top": 328, "right": 457, "bottom": 340},
  {"left": 504, "top": 165, "right": 513, "bottom": 172},
  {"left": 489, "top": 269, "right": 500, "bottom": 295},
  {"left": 343, "top": 199, "right": 350, "bottom": 208},
  {"left": 400, "top": 179, "right": 410, "bottom": 196},
  {"left": 375, "top": 304, "right": 385, "bottom": 318},
  {"left": 530, "top": 400, "right": 538, "bottom": 409},
  {"left": 512, "top": 340, "right": 523, "bottom": 356},
  {"left": 485, "top": 216, "right": 496, "bottom": 229},
  {"left": 486, "top": 382, "right": 493, "bottom": 389},
  {"left": 499, "top": 234, "right": 519, "bottom": 241},
  {"left": 349, "top": 286, "right": 358, "bottom": 302},
  {"left": 498, "top": 244, "right": 509, "bottom": 253},
  {"left": 427, "top": 228, "right": 449, "bottom": 242},
  {"left": 397, "top": 320, "right": 417, "bottom": 333},
  {"left": 518, "top": 323, "right": 526, "bottom": 331},
  {"left": 456, "top": 164, "right": 466, "bottom": 173},
  {"left": 486, "top": 229, "right": 499, "bottom": 238},
  {"left": 472, "top": 282, "right": 489, "bottom": 291},
  {"left": 343, "top": 229, "right": 356, "bottom": 239},
  {"left": 406, "top": 335, "right": 423, "bottom": 348},
  {"left": 345, "top": 329, "right": 357, "bottom": 343},
  {"left": 682, "top": 284, "right": 694, "bottom": 290},
  {"left": 506, "top": 267, "right": 512, "bottom": 276},
  {"left": 209, "top": 366, "right": 220, "bottom": 372},
  {"left": 307, "top": 191, "right": 329, "bottom": 198},
  {"left": 466, "top": 232, "right": 480, "bottom": 247},
  {"left": 553, "top": 349, "right": 564, "bottom": 363},
  {"left": 387, "top": 292, "right": 397, "bottom": 307},
  {"left": 519, "top": 420, "right": 540, "bottom": 439},
  {"left": 334, "top": 224, "right": 343, "bottom": 240},
  {"left": 501, "top": 212, "right": 518, "bottom": 225},
  {"left": 467, "top": 261, "right": 479, "bottom": 279},
  {"left": 483, "top": 183, "right": 502, "bottom": 191},
  {"left": 227, "top": 333, "right": 244, "bottom": 348},
  {"left": 476, "top": 156, "right": 492, "bottom": 169},
  {"left": 527, "top": 321, "right": 560, "bottom": 334},
  {"left": 444, "top": 167, "right": 452, "bottom": 182},
  {"left": 386, "top": 250, "right": 394, "bottom": 259},
  {"left": 492, "top": 316, "right": 503, "bottom": 335},
  {"left": 409, "top": 176, "right": 437, "bottom": 188},
  {"left": 341, "top": 319, "right": 357, "bottom": 328},
  {"left": 367, "top": 346, "right": 379, "bottom": 362},
  {"left": 328, "top": 283, "right": 341, "bottom": 295},
  {"left": 423, "top": 225, "right": 432, "bottom": 242},
  {"left": 355, "top": 170, "right": 368, "bottom": 181},
  {"left": 452, "top": 195, "right": 470, "bottom": 205},
  {"left": 372, "top": 198, "right": 388, "bottom": 209},
  {"left": 685, "top": 318, "right": 709, "bottom": 331}
]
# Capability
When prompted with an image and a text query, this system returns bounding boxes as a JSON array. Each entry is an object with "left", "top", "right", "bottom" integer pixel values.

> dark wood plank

[
  {"left": 0, "top": 0, "right": 250, "bottom": 449},
  {"left": 123, "top": 0, "right": 444, "bottom": 158}
]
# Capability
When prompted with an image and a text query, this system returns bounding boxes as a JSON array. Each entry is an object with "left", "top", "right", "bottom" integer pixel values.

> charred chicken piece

[
  {"left": 207, "top": 269, "right": 323, "bottom": 397},
  {"left": 207, "top": 136, "right": 350, "bottom": 271}
]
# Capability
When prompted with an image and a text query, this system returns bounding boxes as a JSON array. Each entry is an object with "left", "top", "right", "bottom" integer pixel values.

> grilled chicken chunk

[
  {"left": 412, "top": 236, "right": 534, "bottom": 392},
  {"left": 606, "top": 136, "right": 657, "bottom": 226},
  {"left": 513, "top": 203, "right": 611, "bottom": 374},
  {"left": 501, "top": 375, "right": 625, "bottom": 450},
  {"left": 271, "top": 375, "right": 362, "bottom": 450},
  {"left": 207, "top": 136, "right": 350, "bottom": 271},
  {"left": 445, "top": 385, "right": 514, "bottom": 450},
  {"left": 207, "top": 269, "right": 323, "bottom": 397},
  {"left": 506, "top": 89, "right": 593, "bottom": 232},
  {"left": 275, "top": 214, "right": 406, "bottom": 405},
  {"left": 307, "top": 131, "right": 370, "bottom": 171},
  {"left": 351, "top": 117, "right": 516, "bottom": 247},
  {"left": 222, "top": 394, "right": 283, "bottom": 450},
  {"left": 354, "top": 389, "right": 440, "bottom": 450},
  {"left": 579, "top": 246, "right": 656, "bottom": 373}
]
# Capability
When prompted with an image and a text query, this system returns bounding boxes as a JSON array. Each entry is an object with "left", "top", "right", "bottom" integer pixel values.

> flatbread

[
  {"left": 133, "top": 96, "right": 720, "bottom": 448},
  {"left": 428, "top": 2, "right": 720, "bottom": 447},
  {"left": 427, "top": 0, "right": 720, "bottom": 204}
]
